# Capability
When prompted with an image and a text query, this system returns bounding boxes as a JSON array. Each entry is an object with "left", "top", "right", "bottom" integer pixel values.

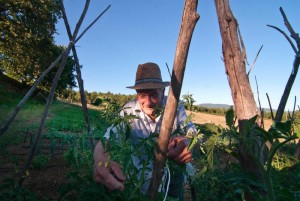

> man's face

[{"left": 136, "top": 88, "right": 164, "bottom": 118}]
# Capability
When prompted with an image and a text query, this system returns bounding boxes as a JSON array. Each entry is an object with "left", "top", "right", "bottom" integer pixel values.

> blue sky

[{"left": 54, "top": 0, "right": 300, "bottom": 111}]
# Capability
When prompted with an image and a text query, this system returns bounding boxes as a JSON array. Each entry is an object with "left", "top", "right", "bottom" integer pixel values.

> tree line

[
  {"left": 59, "top": 87, "right": 300, "bottom": 125},
  {"left": 58, "top": 89, "right": 136, "bottom": 107}
]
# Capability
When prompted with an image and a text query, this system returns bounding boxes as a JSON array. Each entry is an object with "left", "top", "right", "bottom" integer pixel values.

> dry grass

[{"left": 186, "top": 110, "right": 273, "bottom": 130}]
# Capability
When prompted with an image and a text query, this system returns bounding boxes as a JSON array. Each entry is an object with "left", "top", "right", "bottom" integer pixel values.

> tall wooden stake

[{"left": 150, "top": 0, "right": 199, "bottom": 199}]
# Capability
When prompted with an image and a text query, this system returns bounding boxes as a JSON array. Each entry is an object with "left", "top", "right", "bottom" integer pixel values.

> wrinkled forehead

[{"left": 136, "top": 88, "right": 163, "bottom": 94}]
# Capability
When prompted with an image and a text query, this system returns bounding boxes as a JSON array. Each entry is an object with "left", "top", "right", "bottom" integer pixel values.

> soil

[
  {"left": 0, "top": 142, "right": 69, "bottom": 201},
  {"left": 0, "top": 111, "right": 273, "bottom": 200}
]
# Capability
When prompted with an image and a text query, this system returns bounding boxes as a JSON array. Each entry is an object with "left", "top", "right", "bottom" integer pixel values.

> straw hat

[{"left": 126, "top": 62, "right": 170, "bottom": 89}]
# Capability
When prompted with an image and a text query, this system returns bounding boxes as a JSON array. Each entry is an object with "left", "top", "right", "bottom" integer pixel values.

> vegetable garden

[{"left": 0, "top": 77, "right": 299, "bottom": 200}]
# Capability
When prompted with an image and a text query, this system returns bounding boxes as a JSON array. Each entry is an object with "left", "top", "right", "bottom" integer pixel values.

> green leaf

[
  {"left": 225, "top": 107, "right": 234, "bottom": 127},
  {"left": 188, "top": 135, "right": 199, "bottom": 151},
  {"left": 273, "top": 120, "right": 292, "bottom": 134},
  {"left": 220, "top": 171, "right": 265, "bottom": 190},
  {"left": 252, "top": 126, "right": 273, "bottom": 143},
  {"left": 205, "top": 133, "right": 221, "bottom": 170},
  {"left": 197, "top": 165, "right": 208, "bottom": 177}
]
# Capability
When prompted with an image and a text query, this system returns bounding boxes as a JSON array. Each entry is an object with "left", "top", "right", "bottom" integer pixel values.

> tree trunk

[
  {"left": 214, "top": 0, "right": 261, "bottom": 200},
  {"left": 214, "top": 0, "right": 258, "bottom": 120},
  {"left": 150, "top": 0, "right": 199, "bottom": 199}
]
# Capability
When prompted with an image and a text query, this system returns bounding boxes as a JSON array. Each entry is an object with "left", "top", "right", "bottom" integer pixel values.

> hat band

[{"left": 135, "top": 78, "right": 162, "bottom": 84}]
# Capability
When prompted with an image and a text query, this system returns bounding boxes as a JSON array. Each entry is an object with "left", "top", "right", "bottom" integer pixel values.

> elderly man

[{"left": 93, "top": 62, "right": 197, "bottom": 200}]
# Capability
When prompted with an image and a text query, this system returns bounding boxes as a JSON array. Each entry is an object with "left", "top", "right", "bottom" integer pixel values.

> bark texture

[
  {"left": 214, "top": 0, "right": 258, "bottom": 121},
  {"left": 214, "top": 0, "right": 261, "bottom": 200},
  {"left": 150, "top": 0, "right": 199, "bottom": 199}
]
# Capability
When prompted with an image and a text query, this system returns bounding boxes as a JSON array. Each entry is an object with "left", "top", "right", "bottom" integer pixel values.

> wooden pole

[{"left": 150, "top": 0, "right": 199, "bottom": 199}]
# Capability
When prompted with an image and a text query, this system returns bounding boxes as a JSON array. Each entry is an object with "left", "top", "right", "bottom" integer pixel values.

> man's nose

[{"left": 145, "top": 95, "right": 153, "bottom": 105}]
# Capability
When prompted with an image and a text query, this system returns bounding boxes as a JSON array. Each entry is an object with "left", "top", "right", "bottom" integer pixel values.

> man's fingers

[
  {"left": 173, "top": 145, "right": 192, "bottom": 163},
  {"left": 167, "top": 140, "right": 185, "bottom": 158},
  {"left": 94, "top": 174, "right": 101, "bottom": 183},
  {"left": 93, "top": 165, "right": 107, "bottom": 182},
  {"left": 104, "top": 173, "right": 125, "bottom": 191},
  {"left": 167, "top": 138, "right": 192, "bottom": 164},
  {"left": 168, "top": 138, "right": 176, "bottom": 149},
  {"left": 110, "top": 162, "right": 126, "bottom": 182},
  {"left": 94, "top": 162, "right": 125, "bottom": 191},
  {"left": 174, "top": 152, "right": 192, "bottom": 163}
]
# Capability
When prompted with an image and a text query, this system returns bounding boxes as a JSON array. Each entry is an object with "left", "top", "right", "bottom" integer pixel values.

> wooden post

[
  {"left": 214, "top": 0, "right": 262, "bottom": 200},
  {"left": 150, "top": 0, "right": 199, "bottom": 199}
]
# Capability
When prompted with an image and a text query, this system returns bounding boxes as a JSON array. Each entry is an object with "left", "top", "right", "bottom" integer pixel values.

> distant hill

[{"left": 197, "top": 103, "right": 233, "bottom": 109}]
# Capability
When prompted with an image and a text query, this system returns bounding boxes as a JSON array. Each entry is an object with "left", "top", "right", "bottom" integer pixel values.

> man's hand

[
  {"left": 94, "top": 160, "right": 126, "bottom": 191},
  {"left": 167, "top": 136, "right": 192, "bottom": 164},
  {"left": 93, "top": 141, "right": 126, "bottom": 191}
]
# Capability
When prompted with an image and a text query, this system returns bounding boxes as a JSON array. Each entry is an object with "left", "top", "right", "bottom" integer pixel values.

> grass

[
  {"left": 0, "top": 82, "right": 106, "bottom": 144},
  {"left": 0, "top": 101, "right": 106, "bottom": 160},
  {"left": 0, "top": 83, "right": 109, "bottom": 200},
  {"left": 0, "top": 100, "right": 41, "bottom": 147}
]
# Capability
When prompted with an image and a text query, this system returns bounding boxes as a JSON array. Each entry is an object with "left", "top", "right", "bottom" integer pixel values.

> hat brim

[{"left": 126, "top": 81, "right": 170, "bottom": 90}]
